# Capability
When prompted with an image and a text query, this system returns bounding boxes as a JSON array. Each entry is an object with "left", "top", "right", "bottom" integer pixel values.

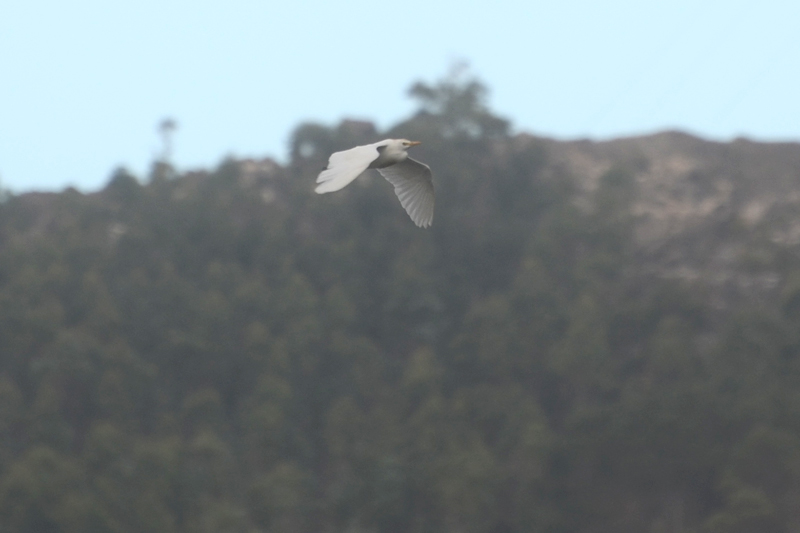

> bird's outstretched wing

[
  {"left": 378, "top": 157, "right": 435, "bottom": 228},
  {"left": 315, "top": 144, "right": 379, "bottom": 193}
]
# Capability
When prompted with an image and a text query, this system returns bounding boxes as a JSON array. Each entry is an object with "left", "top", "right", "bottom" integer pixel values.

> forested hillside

[{"left": 2, "top": 74, "right": 800, "bottom": 533}]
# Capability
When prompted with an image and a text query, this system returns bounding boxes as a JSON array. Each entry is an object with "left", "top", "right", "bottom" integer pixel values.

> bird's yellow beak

[{"left": 407, "top": 141, "right": 422, "bottom": 147}]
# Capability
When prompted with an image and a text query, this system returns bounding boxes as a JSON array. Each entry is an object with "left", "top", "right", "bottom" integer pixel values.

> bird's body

[{"left": 315, "top": 139, "right": 435, "bottom": 228}]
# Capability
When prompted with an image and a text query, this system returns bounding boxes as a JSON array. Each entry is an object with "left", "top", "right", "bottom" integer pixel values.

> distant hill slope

[
  {"left": 525, "top": 131, "right": 800, "bottom": 306},
  {"left": 2, "top": 127, "right": 800, "bottom": 532}
]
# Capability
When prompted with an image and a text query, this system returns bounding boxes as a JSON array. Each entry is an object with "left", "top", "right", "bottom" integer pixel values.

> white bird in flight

[{"left": 315, "top": 139, "right": 435, "bottom": 228}]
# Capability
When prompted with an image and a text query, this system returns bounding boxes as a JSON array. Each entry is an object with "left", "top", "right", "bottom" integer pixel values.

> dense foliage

[{"left": 1, "top": 72, "right": 800, "bottom": 532}]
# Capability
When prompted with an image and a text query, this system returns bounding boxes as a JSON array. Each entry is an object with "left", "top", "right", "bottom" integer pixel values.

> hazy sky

[{"left": 2, "top": 1, "right": 798, "bottom": 192}]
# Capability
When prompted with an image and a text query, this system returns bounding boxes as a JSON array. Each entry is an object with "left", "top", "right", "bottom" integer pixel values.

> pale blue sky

[{"left": 1, "top": 1, "right": 798, "bottom": 192}]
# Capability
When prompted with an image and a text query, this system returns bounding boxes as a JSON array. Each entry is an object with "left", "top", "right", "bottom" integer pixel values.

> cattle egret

[{"left": 315, "top": 139, "right": 435, "bottom": 228}]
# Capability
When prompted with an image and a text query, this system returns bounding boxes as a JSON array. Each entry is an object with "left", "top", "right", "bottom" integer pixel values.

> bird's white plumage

[
  {"left": 315, "top": 139, "right": 435, "bottom": 227},
  {"left": 378, "top": 158, "right": 434, "bottom": 228},
  {"left": 314, "top": 143, "right": 379, "bottom": 193}
]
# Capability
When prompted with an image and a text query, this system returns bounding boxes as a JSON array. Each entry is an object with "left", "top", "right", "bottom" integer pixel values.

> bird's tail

[{"left": 314, "top": 166, "right": 362, "bottom": 193}]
